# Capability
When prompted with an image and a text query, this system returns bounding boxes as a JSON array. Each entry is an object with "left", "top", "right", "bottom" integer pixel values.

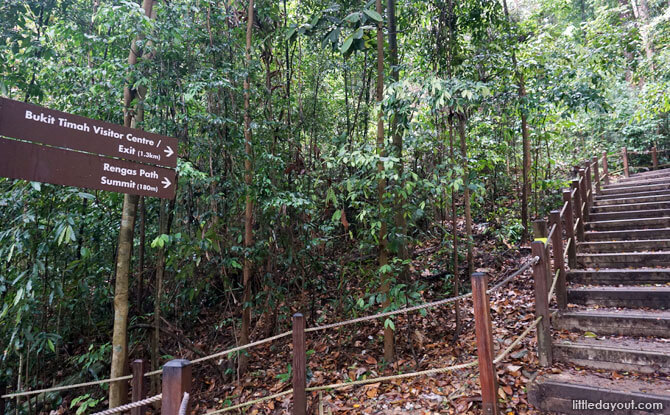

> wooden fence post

[
  {"left": 532, "top": 219, "right": 547, "bottom": 239},
  {"left": 578, "top": 170, "right": 589, "bottom": 222},
  {"left": 602, "top": 151, "right": 609, "bottom": 185},
  {"left": 531, "top": 242, "right": 553, "bottom": 367},
  {"left": 292, "top": 313, "right": 306, "bottom": 415},
  {"left": 471, "top": 272, "right": 499, "bottom": 415},
  {"left": 622, "top": 147, "right": 629, "bottom": 177},
  {"left": 592, "top": 156, "right": 601, "bottom": 195},
  {"left": 653, "top": 146, "right": 658, "bottom": 170},
  {"left": 584, "top": 164, "right": 593, "bottom": 209},
  {"left": 550, "top": 211, "right": 567, "bottom": 310},
  {"left": 562, "top": 190, "right": 577, "bottom": 269},
  {"left": 162, "top": 359, "right": 191, "bottom": 415},
  {"left": 571, "top": 180, "right": 585, "bottom": 241},
  {"left": 131, "top": 359, "right": 147, "bottom": 415}
]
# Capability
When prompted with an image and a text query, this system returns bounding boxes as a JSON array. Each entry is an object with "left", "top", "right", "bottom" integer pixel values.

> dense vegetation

[{"left": 1, "top": 0, "right": 669, "bottom": 411}]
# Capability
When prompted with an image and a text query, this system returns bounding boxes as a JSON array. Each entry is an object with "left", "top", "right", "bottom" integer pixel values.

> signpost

[{"left": 0, "top": 97, "right": 177, "bottom": 199}]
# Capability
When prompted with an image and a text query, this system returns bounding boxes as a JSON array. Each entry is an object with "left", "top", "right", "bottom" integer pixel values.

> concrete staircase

[{"left": 529, "top": 169, "right": 670, "bottom": 414}]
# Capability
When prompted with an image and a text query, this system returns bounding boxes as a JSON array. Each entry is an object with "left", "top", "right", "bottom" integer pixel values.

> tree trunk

[
  {"left": 375, "top": 0, "right": 394, "bottom": 363},
  {"left": 449, "top": 116, "right": 461, "bottom": 341},
  {"left": 387, "top": 0, "right": 409, "bottom": 285},
  {"left": 109, "top": 0, "right": 155, "bottom": 407},
  {"left": 239, "top": 0, "right": 255, "bottom": 377},
  {"left": 457, "top": 115, "right": 473, "bottom": 278}
]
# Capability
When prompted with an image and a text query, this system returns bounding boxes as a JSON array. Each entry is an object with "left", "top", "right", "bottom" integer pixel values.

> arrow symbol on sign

[
  {"left": 164, "top": 146, "right": 174, "bottom": 157},
  {"left": 162, "top": 177, "right": 172, "bottom": 188}
]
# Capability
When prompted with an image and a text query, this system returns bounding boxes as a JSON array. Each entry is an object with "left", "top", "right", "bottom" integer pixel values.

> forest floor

[{"left": 155, "top": 222, "right": 550, "bottom": 415}]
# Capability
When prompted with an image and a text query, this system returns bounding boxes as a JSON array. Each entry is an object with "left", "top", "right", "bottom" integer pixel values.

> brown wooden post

[
  {"left": 562, "top": 190, "right": 577, "bottom": 269},
  {"left": 571, "top": 180, "right": 585, "bottom": 241},
  {"left": 161, "top": 360, "right": 191, "bottom": 415},
  {"left": 292, "top": 313, "right": 306, "bottom": 415},
  {"left": 578, "top": 170, "right": 589, "bottom": 222},
  {"left": 584, "top": 163, "right": 593, "bottom": 209},
  {"left": 592, "top": 156, "right": 601, "bottom": 195},
  {"left": 653, "top": 146, "right": 658, "bottom": 170},
  {"left": 532, "top": 219, "right": 547, "bottom": 239},
  {"left": 471, "top": 272, "right": 499, "bottom": 415},
  {"left": 550, "top": 211, "right": 567, "bottom": 310},
  {"left": 622, "top": 147, "right": 629, "bottom": 177},
  {"left": 602, "top": 151, "right": 610, "bottom": 185},
  {"left": 531, "top": 242, "right": 553, "bottom": 367},
  {"left": 131, "top": 359, "right": 147, "bottom": 415}
]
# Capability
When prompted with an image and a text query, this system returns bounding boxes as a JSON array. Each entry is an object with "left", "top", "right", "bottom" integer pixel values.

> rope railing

[
  {"left": 563, "top": 238, "right": 571, "bottom": 260},
  {"left": 205, "top": 389, "right": 295, "bottom": 414},
  {"left": 90, "top": 394, "right": 162, "bottom": 415},
  {"left": 0, "top": 256, "right": 540, "bottom": 402}
]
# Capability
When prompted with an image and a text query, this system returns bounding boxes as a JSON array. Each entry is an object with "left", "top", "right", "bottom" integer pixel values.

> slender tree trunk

[
  {"left": 387, "top": 0, "right": 409, "bottom": 287},
  {"left": 502, "top": 0, "right": 531, "bottom": 243},
  {"left": 375, "top": 0, "right": 394, "bottom": 363},
  {"left": 239, "top": 0, "right": 255, "bottom": 376},
  {"left": 457, "top": 115, "right": 473, "bottom": 278},
  {"left": 449, "top": 116, "right": 461, "bottom": 341},
  {"left": 151, "top": 200, "right": 168, "bottom": 395},
  {"left": 109, "top": 0, "right": 154, "bottom": 407}
]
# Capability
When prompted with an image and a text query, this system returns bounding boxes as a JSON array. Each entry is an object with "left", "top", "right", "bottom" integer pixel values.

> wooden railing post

[
  {"left": 292, "top": 313, "right": 306, "bottom": 415},
  {"left": 602, "top": 151, "right": 609, "bottom": 185},
  {"left": 584, "top": 163, "right": 593, "bottom": 209},
  {"left": 131, "top": 359, "right": 147, "bottom": 415},
  {"left": 622, "top": 147, "right": 629, "bottom": 177},
  {"left": 531, "top": 242, "right": 553, "bottom": 367},
  {"left": 532, "top": 219, "right": 547, "bottom": 239},
  {"left": 592, "top": 156, "right": 601, "bottom": 195},
  {"left": 578, "top": 170, "right": 589, "bottom": 222},
  {"left": 571, "top": 180, "right": 585, "bottom": 241},
  {"left": 550, "top": 211, "right": 567, "bottom": 310},
  {"left": 653, "top": 146, "right": 658, "bottom": 170},
  {"left": 562, "top": 190, "right": 577, "bottom": 269},
  {"left": 471, "top": 272, "right": 499, "bottom": 415},
  {"left": 162, "top": 359, "right": 191, "bottom": 415}
]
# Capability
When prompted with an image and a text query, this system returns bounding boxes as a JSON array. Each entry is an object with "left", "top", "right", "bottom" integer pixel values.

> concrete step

[
  {"left": 553, "top": 338, "right": 670, "bottom": 374},
  {"left": 596, "top": 188, "right": 670, "bottom": 200},
  {"left": 552, "top": 308, "right": 670, "bottom": 337},
  {"left": 600, "top": 182, "right": 670, "bottom": 194},
  {"left": 585, "top": 228, "right": 670, "bottom": 241},
  {"left": 567, "top": 268, "right": 670, "bottom": 285},
  {"left": 628, "top": 168, "right": 670, "bottom": 180},
  {"left": 604, "top": 175, "right": 670, "bottom": 188},
  {"left": 529, "top": 372, "right": 670, "bottom": 414},
  {"left": 586, "top": 217, "right": 670, "bottom": 231},
  {"left": 594, "top": 193, "right": 670, "bottom": 206},
  {"left": 576, "top": 251, "right": 670, "bottom": 268},
  {"left": 589, "top": 208, "right": 670, "bottom": 221},
  {"left": 578, "top": 239, "right": 670, "bottom": 253},
  {"left": 592, "top": 201, "right": 670, "bottom": 213},
  {"left": 568, "top": 286, "right": 670, "bottom": 309}
]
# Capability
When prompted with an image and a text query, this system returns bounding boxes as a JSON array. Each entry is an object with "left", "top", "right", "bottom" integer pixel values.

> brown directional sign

[
  {"left": 0, "top": 138, "right": 176, "bottom": 199},
  {"left": 0, "top": 97, "right": 177, "bottom": 168}
]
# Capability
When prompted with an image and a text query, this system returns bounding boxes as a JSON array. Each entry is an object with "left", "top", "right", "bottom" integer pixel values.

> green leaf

[
  {"left": 363, "top": 9, "right": 382, "bottom": 22},
  {"left": 344, "top": 12, "right": 360, "bottom": 23},
  {"left": 340, "top": 35, "right": 354, "bottom": 53},
  {"left": 384, "top": 318, "right": 395, "bottom": 331}
]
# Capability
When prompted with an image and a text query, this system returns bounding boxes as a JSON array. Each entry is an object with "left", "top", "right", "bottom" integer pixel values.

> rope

[
  {"left": 189, "top": 330, "right": 293, "bottom": 366},
  {"left": 204, "top": 390, "right": 294, "bottom": 414},
  {"left": 547, "top": 223, "right": 556, "bottom": 243},
  {"left": 1, "top": 375, "right": 133, "bottom": 399},
  {"left": 486, "top": 257, "right": 539, "bottom": 294},
  {"left": 573, "top": 217, "right": 580, "bottom": 233},
  {"left": 547, "top": 268, "right": 560, "bottom": 303},
  {"left": 305, "top": 292, "right": 474, "bottom": 332},
  {"left": 563, "top": 238, "right": 571, "bottom": 260},
  {"left": 179, "top": 392, "right": 190, "bottom": 415},
  {"left": 305, "top": 360, "right": 479, "bottom": 392},
  {"left": 560, "top": 201, "right": 568, "bottom": 218},
  {"left": 493, "top": 316, "right": 543, "bottom": 364},
  {"left": 90, "top": 394, "right": 162, "bottom": 415}
]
